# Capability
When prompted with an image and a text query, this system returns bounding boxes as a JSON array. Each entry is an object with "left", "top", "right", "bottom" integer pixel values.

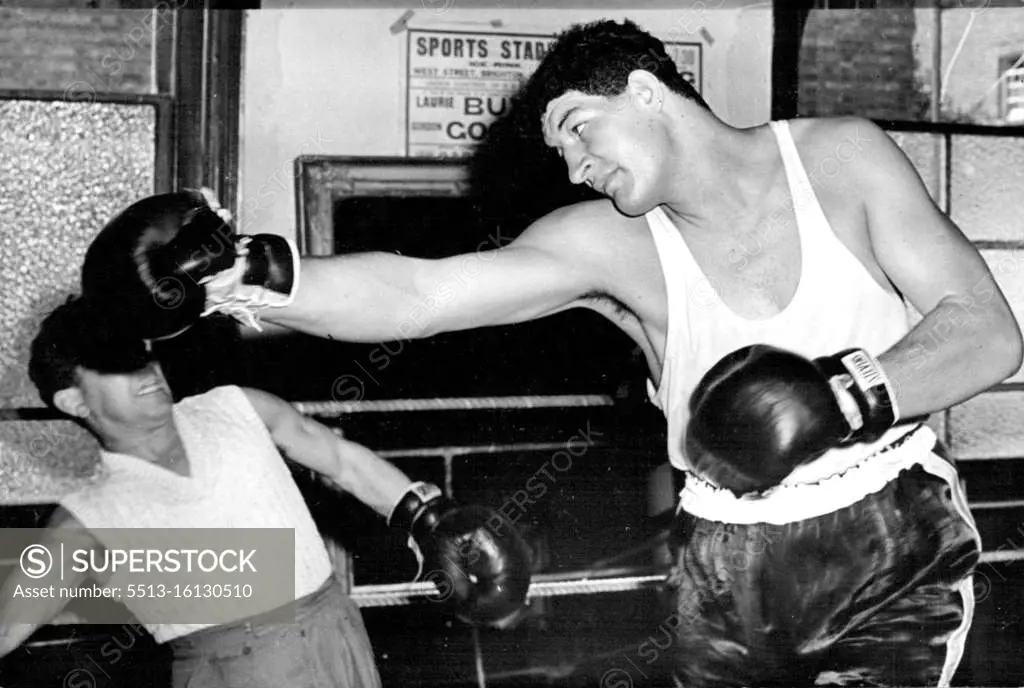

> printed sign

[{"left": 406, "top": 28, "right": 702, "bottom": 158}]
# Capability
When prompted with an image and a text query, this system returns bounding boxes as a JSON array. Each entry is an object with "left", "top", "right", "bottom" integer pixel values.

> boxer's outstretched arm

[
  {"left": 244, "top": 387, "right": 414, "bottom": 517},
  {"left": 853, "top": 118, "right": 1023, "bottom": 417},
  {"left": 263, "top": 205, "right": 605, "bottom": 342}
]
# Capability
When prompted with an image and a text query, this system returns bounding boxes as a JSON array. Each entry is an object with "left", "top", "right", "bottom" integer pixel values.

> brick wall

[
  {"left": 0, "top": 7, "right": 157, "bottom": 93},
  {"left": 798, "top": 8, "right": 928, "bottom": 120}
]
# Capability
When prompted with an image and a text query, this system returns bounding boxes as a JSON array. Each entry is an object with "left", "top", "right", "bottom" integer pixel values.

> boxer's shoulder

[
  {"left": 789, "top": 116, "right": 897, "bottom": 179},
  {"left": 788, "top": 115, "right": 876, "bottom": 144},
  {"left": 530, "top": 198, "right": 639, "bottom": 230},
  {"left": 519, "top": 199, "right": 651, "bottom": 257},
  {"left": 514, "top": 200, "right": 665, "bottom": 334},
  {"left": 177, "top": 384, "right": 241, "bottom": 407}
]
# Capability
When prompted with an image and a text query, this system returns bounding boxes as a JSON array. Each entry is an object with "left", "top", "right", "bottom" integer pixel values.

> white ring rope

[
  {"left": 349, "top": 549, "right": 1024, "bottom": 608},
  {"left": 294, "top": 395, "right": 615, "bottom": 416},
  {"left": 5, "top": 394, "right": 1021, "bottom": 611}
]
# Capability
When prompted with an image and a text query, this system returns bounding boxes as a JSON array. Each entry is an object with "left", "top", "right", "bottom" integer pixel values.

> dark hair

[
  {"left": 521, "top": 19, "right": 709, "bottom": 125},
  {"left": 28, "top": 295, "right": 154, "bottom": 409}
]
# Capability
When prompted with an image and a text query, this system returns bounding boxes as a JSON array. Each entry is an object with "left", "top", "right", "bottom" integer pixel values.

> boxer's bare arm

[
  {"left": 847, "top": 118, "right": 1023, "bottom": 417},
  {"left": 0, "top": 508, "right": 92, "bottom": 658},
  {"left": 263, "top": 203, "right": 613, "bottom": 342},
  {"left": 243, "top": 387, "right": 414, "bottom": 517}
]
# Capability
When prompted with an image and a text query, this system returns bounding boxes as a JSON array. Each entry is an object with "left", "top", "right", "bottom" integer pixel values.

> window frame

[{"left": 0, "top": 8, "right": 243, "bottom": 209}]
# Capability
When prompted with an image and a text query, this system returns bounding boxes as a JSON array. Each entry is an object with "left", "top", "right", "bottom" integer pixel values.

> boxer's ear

[
  {"left": 53, "top": 387, "right": 89, "bottom": 419},
  {"left": 625, "top": 69, "right": 664, "bottom": 112}
]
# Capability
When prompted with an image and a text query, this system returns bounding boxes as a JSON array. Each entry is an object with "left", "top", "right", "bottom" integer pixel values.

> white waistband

[{"left": 677, "top": 425, "right": 951, "bottom": 525}]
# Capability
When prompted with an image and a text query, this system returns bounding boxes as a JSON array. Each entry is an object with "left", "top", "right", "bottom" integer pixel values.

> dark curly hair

[
  {"left": 468, "top": 19, "right": 710, "bottom": 231},
  {"left": 520, "top": 19, "right": 709, "bottom": 127},
  {"left": 29, "top": 295, "right": 154, "bottom": 409}
]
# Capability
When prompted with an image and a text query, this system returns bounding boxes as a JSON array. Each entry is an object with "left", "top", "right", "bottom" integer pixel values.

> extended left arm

[
  {"left": 241, "top": 388, "right": 412, "bottom": 518},
  {"left": 242, "top": 387, "right": 533, "bottom": 627},
  {"left": 857, "top": 119, "right": 1023, "bottom": 419}
]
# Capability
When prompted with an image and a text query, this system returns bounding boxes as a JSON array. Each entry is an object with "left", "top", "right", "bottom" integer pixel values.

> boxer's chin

[
  {"left": 610, "top": 194, "right": 653, "bottom": 219},
  {"left": 606, "top": 181, "right": 653, "bottom": 218}
]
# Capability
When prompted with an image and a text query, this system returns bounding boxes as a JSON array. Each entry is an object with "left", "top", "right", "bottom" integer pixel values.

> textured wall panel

[
  {"left": 952, "top": 135, "right": 1024, "bottom": 243},
  {"left": 0, "top": 99, "right": 154, "bottom": 503},
  {"left": 949, "top": 392, "right": 1024, "bottom": 461}
]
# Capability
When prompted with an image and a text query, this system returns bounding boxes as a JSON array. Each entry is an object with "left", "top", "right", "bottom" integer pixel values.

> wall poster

[{"left": 406, "top": 28, "right": 702, "bottom": 158}]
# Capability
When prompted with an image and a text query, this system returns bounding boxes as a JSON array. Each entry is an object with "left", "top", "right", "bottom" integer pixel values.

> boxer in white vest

[{"left": 0, "top": 296, "right": 530, "bottom": 688}]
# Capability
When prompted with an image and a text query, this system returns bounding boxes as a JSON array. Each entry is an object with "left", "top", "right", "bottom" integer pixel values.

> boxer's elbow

[
  {"left": 965, "top": 296, "right": 1024, "bottom": 386},
  {"left": 939, "top": 291, "right": 1023, "bottom": 387},
  {"left": 990, "top": 310, "right": 1024, "bottom": 383}
]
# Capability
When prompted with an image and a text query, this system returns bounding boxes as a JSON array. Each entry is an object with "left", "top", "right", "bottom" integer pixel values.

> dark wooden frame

[
  {"left": 771, "top": 0, "right": 812, "bottom": 120},
  {"left": 173, "top": 9, "right": 244, "bottom": 211},
  {"left": 294, "top": 156, "right": 474, "bottom": 257}
]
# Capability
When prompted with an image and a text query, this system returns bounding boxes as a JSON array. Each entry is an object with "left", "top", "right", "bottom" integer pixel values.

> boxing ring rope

[
  {"left": 347, "top": 549, "right": 1024, "bottom": 608},
  {"left": 0, "top": 394, "right": 615, "bottom": 423},
  {"left": 296, "top": 396, "right": 1024, "bottom": 610},
  {"left": 4, "top": 394, "right": 1024, "bottom": 612},
  {"left": 294, "top": 394, "right": 615, "bottom": 416}
]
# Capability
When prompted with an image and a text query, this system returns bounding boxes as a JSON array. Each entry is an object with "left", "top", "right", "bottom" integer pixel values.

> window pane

[
  {"left": 0, "top": 99, "right": 155, "bottom": 503},
  {"left": 795, "top": 7, "right": 1024, "bottom": 125},
  {"left": 939, "top": 7, "right": 1024, "bottom": 125},
  {"left": 0, "top": 8, "right": 163, "bottom": 94},
  {"left": 797, "top": 8, "right": 933, "bottom": 121},
  {"left": 952, "top": 135, "right": 1024, "bottom": 241}
]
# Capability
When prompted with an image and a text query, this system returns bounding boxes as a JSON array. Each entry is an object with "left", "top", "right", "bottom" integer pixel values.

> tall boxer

[{"left": 80, "top": 19, "right": 1019, "bottom": 686}]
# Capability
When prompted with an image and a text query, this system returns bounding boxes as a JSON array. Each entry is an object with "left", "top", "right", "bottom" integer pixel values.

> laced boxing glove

[
  {"left": 388, "top": 482, "right": 533, "bottom": 628},
  {"left": 685, "top": 344, "right": 900, "bottom": 495},
  {"left": 81, "top": 188, "right": 298, "bottom": 341}
]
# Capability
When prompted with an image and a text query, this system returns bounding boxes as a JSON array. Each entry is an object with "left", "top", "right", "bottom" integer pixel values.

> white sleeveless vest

[
  {"left": 645, "top": 120, "right": 917, "bottom": 490},
  {"left": 60, "top": 385, "right": 333, "bottom": 643}
]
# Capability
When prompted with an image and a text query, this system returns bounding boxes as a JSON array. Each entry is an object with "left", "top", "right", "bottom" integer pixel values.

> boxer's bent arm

[
  {"left": 243, "top": 388, "right": 412, "bottom": 517},
  {"left": 853, "top": 118, "right": 1023, "bottom": 417},
  {"left": 0, "top": 509, "right": 92, "bottom": 658},
  {"left": 263, "top": 207, "right": 605, "bottom": 342}
]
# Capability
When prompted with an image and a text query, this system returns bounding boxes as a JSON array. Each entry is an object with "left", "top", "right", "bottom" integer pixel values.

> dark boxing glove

[
  {"left": 82, "top": 188, "right": 298, "bottom": 341},
  {"left": 686, "top": 345, "right": 899, "bottom": 495},
  {"left": 388, "top": 482, "right": 532, "bottom": 628}
]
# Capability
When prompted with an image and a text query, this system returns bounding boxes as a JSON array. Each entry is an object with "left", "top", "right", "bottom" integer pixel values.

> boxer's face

[
  {"left": 541, "top": 71, "right": 668, "bottom": 216},
  {"left": 73, "top": 361, "right": 173, "bottom": 427}
]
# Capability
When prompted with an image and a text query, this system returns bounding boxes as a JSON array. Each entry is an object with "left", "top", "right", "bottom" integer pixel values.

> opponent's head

[
  {"left": 81, "top": 190, "right": 230, "bottom": 341},
  {"left": 528, "top": 19, "right": 710, "bottom": 215},
  {"left": 29, "top": 296, "right": 172, "bottom": 440}
]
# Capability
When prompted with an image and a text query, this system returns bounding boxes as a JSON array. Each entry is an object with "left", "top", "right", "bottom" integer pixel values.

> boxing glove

[
  {"left": 81, "top": 189, "right": 298, "bottom": 341},
  {"left": 686, "top": 345, "right": 899, "bottom": 495},
  {"left": 388, "top": 482, "right": 532, "bottom": 628}
]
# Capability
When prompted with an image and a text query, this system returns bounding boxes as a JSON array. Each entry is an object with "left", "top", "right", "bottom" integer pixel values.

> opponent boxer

[
  {"left": 80, "top": 19, "right": 1021, "bottom": 686},
  {"left": 0, "top": 296, "right": 530, "bottom": 688}
]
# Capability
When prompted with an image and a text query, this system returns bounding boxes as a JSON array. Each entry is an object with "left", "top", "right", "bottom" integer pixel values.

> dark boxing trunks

[{"left": 669, "top": 426, "right": 980, "bottom": 687}]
